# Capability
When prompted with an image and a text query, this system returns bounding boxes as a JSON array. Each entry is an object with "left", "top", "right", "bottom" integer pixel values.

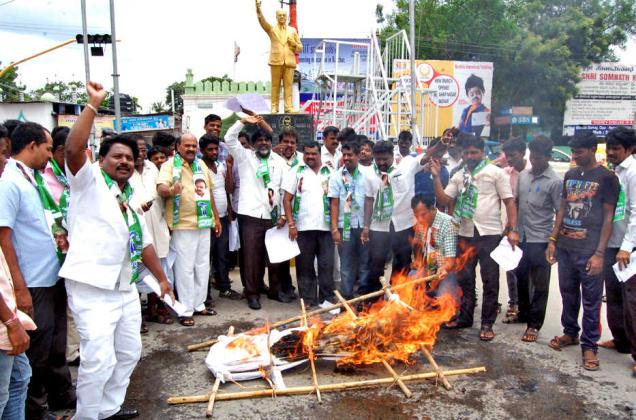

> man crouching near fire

[{"left": 410, "top": 194, "right": 460, "bottom": 302}]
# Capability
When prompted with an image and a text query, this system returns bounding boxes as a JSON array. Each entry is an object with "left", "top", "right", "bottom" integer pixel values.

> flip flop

[
  {"left": 582, "top": 350, "right": 600, "bottom": 371},
  {"left": 178, "top": 317, "right": 195, "bottom": 327},
  {"left": 194, "top": 308, "right": 217, "bottom": 316},
  {"left": 521, "top": 327, "right": 538, "bottom": 342},
  {"left": 479, "top": 325, "right": 495, "bottom": 342},
  {"left": 549, "top": 335, "right": 579, "bottom": 351}
]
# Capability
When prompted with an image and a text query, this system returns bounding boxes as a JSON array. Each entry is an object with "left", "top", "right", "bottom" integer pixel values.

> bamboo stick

[
  {"left": 333, "top": 290, "right": 413, "bottom": 398},
  {"left": 187, "top": 274, "right": 439, "bottom": 351},
  {"left": 300, "top": 299, "right": 322, "bottom": 403},
  {"left": 206, "top": 326, "right": 234, "bottom": 417},
  {"left": 421, "top": 346, "right": 452, "bottom": 390},
  {"left": 167, "top": 367, "right": 486, "bottom": 404}
]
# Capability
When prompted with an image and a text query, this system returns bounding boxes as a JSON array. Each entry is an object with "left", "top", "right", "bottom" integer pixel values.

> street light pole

[
  {"left": 109, "top": 0, "right": 121, "bottom": 132},
  {"left": 409, "top": 0, "right": 417, "bottom": 141},
  {"left": 80, "top": 0, "right": 90, "bottom": 85}
]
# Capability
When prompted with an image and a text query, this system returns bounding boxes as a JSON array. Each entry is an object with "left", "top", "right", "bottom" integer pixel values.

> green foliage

[
  {"left": 164, "top": 74, "right": 233, "bottom": 115},
  {"left": 378, "top": 0, "right": 636, "bottom": 138},
  {"left": 0, "top": 63, "right": 27, "bottom": 101},
  {"left": 28, "top": 80, "right": 109, "bottom": 108}
]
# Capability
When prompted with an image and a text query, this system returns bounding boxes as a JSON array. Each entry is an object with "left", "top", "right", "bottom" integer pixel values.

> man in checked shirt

[{"left": 410, "top": 194, "right": 459, "bottom": 300}]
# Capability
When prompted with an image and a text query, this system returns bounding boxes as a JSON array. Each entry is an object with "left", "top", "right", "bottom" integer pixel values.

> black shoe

[
  {"left": 103, "top": 408, "right": 140, "bottom": 419},
  {"left": 219, "top": 289, "right": 243, "bottom": 300},
  {"left": 247, "top": 297, "right": 261, "bottom": 310},
  {"left": 48, "top": 393, "right": 77, "bottom": 410},
  {"left": 267, "top": 292, "right": 293, "bottom": 303}
]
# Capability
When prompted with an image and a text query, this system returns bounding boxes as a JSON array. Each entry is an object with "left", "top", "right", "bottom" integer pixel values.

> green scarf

[
  {"left": 292, "top": 165, "right": 332, "bottom": 224},
  {"left": 101, "top": 170, "right": 143, "bottom": 284},
  {"left": 31, "top": 169, "right": 67, "bottom": 263},
  {"left": 256, "top": 157, "right": 271, "bottom": 187},
  {"left": 49, "top": 159, "right": 70, "bottom": 221},
  {"left": 341, "top": 165, "right": 360, "bottom": 241},
  {"left": 453, "top": 159, "right": 489, "bottom": 224},
  {"left": 172, "top": 154, "right": 214, "bottom": 229},
  {"left": 372, "top": 163, "right": 394, "bottom": 222}
]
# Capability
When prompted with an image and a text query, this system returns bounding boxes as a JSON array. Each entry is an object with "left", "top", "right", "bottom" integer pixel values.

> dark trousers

[
  {"left": 337, "top": 227, "right": 370, "bottom": 299},
  {"left": 557, "top": 247, "right": 604, "bottom": 352},
  {"left": 210, "top": 216, "right": 231, "bottom": 292},
  {"left": 622, "top": 275, "right": 636, "bottom": 361},
  {"left": 516, "top": 242, "right": 551, "bottom": 330},
  {"left": 602, "top": 248, "right": 631, "bottom": 352},
  {"left": 296, "top": 230, "right": 335, "bottom": 305},
  {"left": 26, "top": 281, "right": 74, "bottom": 419},
  {"left": 238, "top": 215, "right": 282, "bottom": 300},
  {"left": 364, "top": 226, "right": 413, "bottom": 294},
  {"left": 457, "top": 232, "right": 501, "bottom": 327}
]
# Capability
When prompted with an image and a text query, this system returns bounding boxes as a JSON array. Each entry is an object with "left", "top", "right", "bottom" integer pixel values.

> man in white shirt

[
  {"left": 282, "top": 142, "right": 335, "bottom": 307},
  {"left": 431, "top": 133, "right": 519, "bottom": 342},
  {"left": 501, "top": 137, "right": 532, "bottom": 324},
  {"left": 200, "top": 134, "right": 242, "bottom": 301},
  {"left": 225, "top": 117, "right": 291, "bottom": 310},
  {"left": 321, "top": 126, "right": 341, "bottom": 172},
  {"left": 361, "top": 141, "right": 428, "bottom": 294},
  {"left": 394, "top": 130, "right": 417, "bottom": 166},
  {"left": 60, "top": 82, "right": 174, "bottom": 420},
  {"left": 600, "top": 127, "right": 636, "bottom": 371},
  {"left": 129, "top": 135, "right": 174, "bottom": 327},
  {"left": 274, "top": 128, "right": 303, "bottom": 169}
]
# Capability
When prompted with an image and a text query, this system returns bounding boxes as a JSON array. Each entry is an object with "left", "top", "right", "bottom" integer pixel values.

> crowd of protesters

[{"left": 0, "top": 81, "right": 635, "bottom": 419}]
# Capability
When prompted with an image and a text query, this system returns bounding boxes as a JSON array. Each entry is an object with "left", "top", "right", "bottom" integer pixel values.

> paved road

[{"left": 59, "top": 264, "right": 636, "bottom": 419}]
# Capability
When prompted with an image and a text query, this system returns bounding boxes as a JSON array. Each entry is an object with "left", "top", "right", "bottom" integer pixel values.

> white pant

[
  {"left": 66, "top": 280, "right": 142, "bottom": 420},
  {"left": 171, "top": 229, "right": 211, "bottom": 316}
]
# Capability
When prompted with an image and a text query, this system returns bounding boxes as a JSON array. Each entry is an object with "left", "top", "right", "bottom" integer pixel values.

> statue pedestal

[{"left": 261, "top": 113, "right": 315, "bottom": 147}]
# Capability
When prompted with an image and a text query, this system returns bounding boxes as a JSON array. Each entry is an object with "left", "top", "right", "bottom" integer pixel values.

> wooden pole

[
  {"left": 187, "top": 274, "right": 439, "bottom": 351},
  {"left": 167, "top": 367, "right": 486, "bottom": 404},
  {"left": 333, "top": 290, "right": 413, "bottom": 398},
  {"left": 206, "top": 326, "right": 234, "bottom": 417},
  {"left": 421, "top": 346, "right": 452, "bottom": 390},
  {"left": 300, "top": 299, "right": 322, "bottom": 403}
]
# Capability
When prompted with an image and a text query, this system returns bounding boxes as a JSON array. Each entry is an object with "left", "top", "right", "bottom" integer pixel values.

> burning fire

[{"left": 234, "top": 225, "right": 477, "bottom": 371}]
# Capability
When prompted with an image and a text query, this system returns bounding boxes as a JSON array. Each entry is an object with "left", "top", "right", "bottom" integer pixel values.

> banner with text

[{"left": 563, "top": 63, "right": 636, "bottom": 137}]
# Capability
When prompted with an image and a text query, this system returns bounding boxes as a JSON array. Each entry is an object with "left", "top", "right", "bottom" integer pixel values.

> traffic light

[
  {"left": 109, "top": 94, "right": 135, "bottom": 114},
  {"left": 75, "top": 34, "right": 112, "bottom": 44}
]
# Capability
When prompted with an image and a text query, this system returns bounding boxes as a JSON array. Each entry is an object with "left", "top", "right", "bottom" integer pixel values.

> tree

[
  {"left": 164, "top": 74, "right": 233, "bottom": 115},
  {"left": 151, "top": 101, "right": 170, "bottom": 113},
  {"left": 0, "top": 63, "right": 27, "bottom": 101},
  {"left": 378, "top": 0, "right": 636, "bottom": 139}
]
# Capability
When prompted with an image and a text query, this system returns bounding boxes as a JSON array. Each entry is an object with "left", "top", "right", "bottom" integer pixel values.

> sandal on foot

[
  {"left": 194, "top": 307, "right": 217, "bottom": 316},
  {"left": 145, "top": 313, "right": 174, "bottom": 325},
  {"left": 178, "top": 317, "right": 195, "bottom": 327},
  {"left": 632, "top": 363, "right": 636, "bottom": 377},
  {"left": 521, "top": 327, "right": 539, "bottom": 342},
  {"left": 479, "top": 325, "right": 495, "bottom": 342},
  {"left": 140, "top": 322, "right": 149, "bottom": 334},
  {"left": 502, "top": 305, "right": 520, "bottom": 324},
  {"left": 582, "top": 350, "right": 599, "bottom": 371},
  {"left": 549, "top": 335, "right": 579, "bottom": 351}
]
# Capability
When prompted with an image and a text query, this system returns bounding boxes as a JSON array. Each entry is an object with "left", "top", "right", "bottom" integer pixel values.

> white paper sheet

[
  {"left": 471, "top": 111, "right": 490, "bottom": 126},
  {"left": 265, "top": 226, "right": 300, "bottom": 263},
  {"left": 612, "top": 252, "right": 636, "bottom": 283},
  {"left": 141, "top": 275, "right": 188, "bottom": 316},
  {"left": 224, "top": 93, "right": 269, "bottom": 114},
  {"left": 489, "top": 237, "right": 523, "bottom": 272}
]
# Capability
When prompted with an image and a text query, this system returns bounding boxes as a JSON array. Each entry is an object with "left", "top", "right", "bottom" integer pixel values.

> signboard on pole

[
  {"left": 392, "top": 60, "right": 494, "bottom": 138},
  {"left": 563, "top": 63, "right": 636, "bottom": 137}
]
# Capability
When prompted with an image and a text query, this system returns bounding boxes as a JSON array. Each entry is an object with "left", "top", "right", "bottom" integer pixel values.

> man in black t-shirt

[{"left": 546, "top": 132, "right": 620, "bottom": 371}]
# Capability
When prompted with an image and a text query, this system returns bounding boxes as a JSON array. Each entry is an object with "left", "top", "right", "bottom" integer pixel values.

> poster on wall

[
  {"left": 58, "top": 114, "right": 114, "bottom": 135},
  {"left": 392, "top": 60, "right": 494, "bottom": 138},
  {"left": 563, "top": 63, "right": 636, "bottom": 137}
]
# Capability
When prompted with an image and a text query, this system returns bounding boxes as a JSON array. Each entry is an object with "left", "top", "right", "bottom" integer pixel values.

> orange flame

[{"left": 298, "top": 220, "right": 476, "bottom": 367}]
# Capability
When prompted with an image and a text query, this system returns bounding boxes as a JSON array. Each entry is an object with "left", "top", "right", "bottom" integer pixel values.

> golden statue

[{"left": 256, "top": 0, "right": 303, "bottom": 114}]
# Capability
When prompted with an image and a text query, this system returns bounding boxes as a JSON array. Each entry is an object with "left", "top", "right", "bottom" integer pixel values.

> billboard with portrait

[{"left": 392, "top": 60, "right": 494, "bottom": 138}]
